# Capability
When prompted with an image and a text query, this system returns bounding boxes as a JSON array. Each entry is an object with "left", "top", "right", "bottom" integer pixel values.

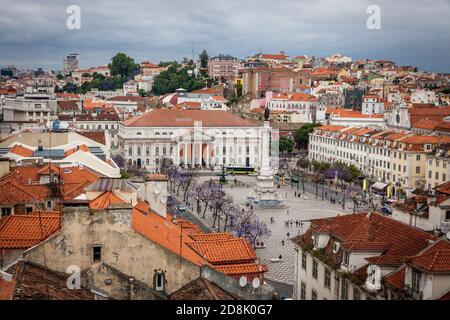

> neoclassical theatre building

[{"left": 118, "top": 109, "right": 264, "bottom": 171}]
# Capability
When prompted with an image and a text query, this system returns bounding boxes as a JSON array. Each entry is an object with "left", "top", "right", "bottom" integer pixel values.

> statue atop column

[{"left": 264, "top": 106, "right": 270, "bottom": 121}]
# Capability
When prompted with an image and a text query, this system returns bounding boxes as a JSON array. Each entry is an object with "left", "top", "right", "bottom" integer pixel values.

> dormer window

[
  {"left": 333, "top": 242, "right": 340, "bottom": 253},
  {"left": 343, "top": 250, "right": 350, "bottom": 266},
  {"left": 312, "top": 233, "right": 319, "bottom": 247},
  {"left": 412, "top": 269, "right": 421, "bottom": 293}
]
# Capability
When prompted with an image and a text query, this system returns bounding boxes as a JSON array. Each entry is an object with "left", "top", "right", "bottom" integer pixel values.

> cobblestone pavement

[{"left": 194, "top": 175, "right": 352, "bottom": 287}]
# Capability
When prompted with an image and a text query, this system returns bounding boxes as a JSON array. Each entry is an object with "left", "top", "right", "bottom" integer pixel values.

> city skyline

[{"left": 0, "top": 0, "right": 449, "bottom": 72}]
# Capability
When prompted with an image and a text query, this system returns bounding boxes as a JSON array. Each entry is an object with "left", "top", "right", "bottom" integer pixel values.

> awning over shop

[{"left": 371, "top": 182, "right": 388, "bottom": 191}]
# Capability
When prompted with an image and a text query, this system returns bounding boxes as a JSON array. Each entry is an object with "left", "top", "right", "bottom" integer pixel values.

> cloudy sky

[{"left": 0, "top": 0, "right": 449, "bottom": 72}]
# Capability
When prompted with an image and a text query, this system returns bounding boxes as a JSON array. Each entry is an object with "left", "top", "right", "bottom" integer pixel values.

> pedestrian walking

[
  {"left": 287, "top": 232, "right": 290, "bottom": 237},
  {"left": 295, "top": 191, "right": 297, "bottom": 197},
  {"left": 281, "top": 240, "right": 285, "bottom": 246}
]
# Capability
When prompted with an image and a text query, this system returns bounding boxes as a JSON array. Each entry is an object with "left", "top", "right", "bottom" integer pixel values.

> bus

[{"left": 225, "top": 166, "right": 256, "bottom": 175}]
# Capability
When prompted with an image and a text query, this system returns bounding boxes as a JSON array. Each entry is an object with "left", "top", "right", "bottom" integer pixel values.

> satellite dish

[
  {"left": 239, "top": 276, "right": 247, "bottom": 287},
  {"left": 252, "top": 277, "right": 260, "bottom": 289}
]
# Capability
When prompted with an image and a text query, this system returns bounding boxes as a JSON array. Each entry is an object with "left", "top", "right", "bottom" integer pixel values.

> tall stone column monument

[{"left": 247, "top": 107, "right": 283, "bottom": 207}]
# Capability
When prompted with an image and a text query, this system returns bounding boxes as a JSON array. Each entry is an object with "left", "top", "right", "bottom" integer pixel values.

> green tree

[
  {"left": 108, "top": 53, "right": 138, "bottom": 79},
  {"left": 151, "top": 63, "right": 206, "bottom": 95},
  {"left": 199, "top": 49, "right": 209, "bottom": 69},
  {"left": 138, "top": 89, "right": 148, "bottom": 97},
  {"left": 278, "top": 137, "right": 294, "bottom": 153},
  {"left": 63, "top": 82, "right": 78, "bottom": 93},
  {"left": 296, "top": 123, "right": 322, "bottom": 149},
  {"left": 235, "top": 82, "right": 243, "bottom": 98}
]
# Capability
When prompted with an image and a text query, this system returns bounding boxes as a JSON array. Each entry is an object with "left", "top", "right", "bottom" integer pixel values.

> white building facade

[{"left": 118, "top": 109, "right": 264, "bottom": 171}]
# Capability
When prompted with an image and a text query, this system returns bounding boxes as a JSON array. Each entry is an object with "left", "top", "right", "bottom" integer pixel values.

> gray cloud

[{"left": 0, "top": 0, "right": 449, "bottom": 72}]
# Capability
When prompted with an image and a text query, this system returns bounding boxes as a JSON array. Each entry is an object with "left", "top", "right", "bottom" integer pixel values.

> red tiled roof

[
  {"left": 108, "top": 96, "right": 145, "bottom": 102},
  {"left": 315, "top": 125, "right": 344, "bottom": 132},
  {"left": 0, "top": 176, "right": 51, "bottom": 204},
  {"left": 259, "top": 54, "right": 287, "bottom": 60},
  {"left": 64, "top": 144, "right": 89, "bottom": 157},
  {"left": 76, "top": 131, "right": 106, "bottom": 145},
  {"left": 124, "top": 109, "right": 259, "bottom": 127},
  {"left": 271, "top": 92, "right": 317, "bottom": 102},
  {"left": 435, "top": 181, "right": 450, "bottom": 196},
  {"left": 409, "top": 106, "right": 450, "bottom": 126},
  {"left": 384, "top": 267, "right": 406, "bottom": 290},
  {"left": 131, "top": 203, "right": 208, "bottom": 266},
  {"left": 294, "top": 212, "right": 437, "bottom": 263},
  {"left": 0, "top": 212, "right": 61, "bottom": 249},
  {"left": 89, "top": 191, "right": 126, "bottom": 209},
  {"left": 186, "top": 238, "right": 257, "bottom": 265},
  {"left": 189, "top": 233, "right": 234, "bottom": 242},
  {"left": 9, "top": 144, "right": 34, "bottom": 157},
  {"left": 215, "top": 263, "right": 268, "bottom": 276},
  {"left": 407, "top": 238, "right": 450, "bottom": 273},
  {"left": 326, "top": 108, "right": 384, "bottom": 119},
  {"left": 412, "top": 119, "right": 441, "bottom": 130},
  {"left": 365, "top": 255, "right": 403, "bottom": 267}
]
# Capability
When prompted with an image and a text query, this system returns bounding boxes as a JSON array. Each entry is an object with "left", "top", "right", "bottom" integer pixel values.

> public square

[{"left": 193, "top": 174, "right": 352, "bottom": 286}]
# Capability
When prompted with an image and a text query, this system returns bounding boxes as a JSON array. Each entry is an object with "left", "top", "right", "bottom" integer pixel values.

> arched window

[
  {"left": 155, "top": 132, "right": 160, "bottom": 136},
  {"left": 155, "top": 147, "right": 159, "bottom": 156},
  {"left": 146, "top": 147, "right": 150, "bottom": 156},
  {"left": 137, "top": 132, "right": 142, "bottom": 136},
  {"left": 128, "top": 147, "right": 132, "bottom": 156},
  {"left": 137, "top": 147, "right": 141, "bottom": 156},
  {"left": 163, "top": 147, "right": 166, "bottom": 156}
]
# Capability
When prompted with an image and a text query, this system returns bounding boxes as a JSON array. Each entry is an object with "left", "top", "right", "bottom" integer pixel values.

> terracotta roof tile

[
  {"left": 89, "top": 191, "right": 126, "bottom": 209},
  {"left": 0, "top": 212, "right": 61, "bottom": 249},
  {"left": 384, "top": 267, "right": 406, "bottom": 290},
  {"left": 10, "top": 145, "right": 34, "bottom": 157},
  {"left": 407, "top": 238, "right": 450, "bottom": 273},
  {"left": 131, "top": 203, "right": 208, "bottom": 266},
  {"left": 186, "top": 238, "right": 257, "bottom": 265},
  {"left": 189, "top": 233, "right": 234, "bottom": 242},
  {"left": 124, "top": 109, "right": 259, "bottom": 127},
  {"left": 215, "top": 263, "right": 268, "bottom": 276}
]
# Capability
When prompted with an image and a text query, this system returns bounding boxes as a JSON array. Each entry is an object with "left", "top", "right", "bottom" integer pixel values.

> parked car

[{"left": 177, "top": 203, "right": 187, "bottom": 213}]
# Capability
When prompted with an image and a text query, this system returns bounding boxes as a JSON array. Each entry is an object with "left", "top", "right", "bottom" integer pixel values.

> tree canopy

[
  {"left": 108, "top": 53, "right": 138, "bottom": 79},
  {"left": 296, "top": 123, "right": 322, "bottom": 149},
  {"left": 151, "top": 62, "right": 206, "bottom": 95},
  {"left": 199, "top": 49, "right": 209, "bottom": 69},
  {"left": 278, "top": 137, "right": 294, "bottom": 153}
]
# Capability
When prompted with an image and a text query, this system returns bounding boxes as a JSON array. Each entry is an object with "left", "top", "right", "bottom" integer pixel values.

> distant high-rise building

[
  {"left": 63, "top": 53, "right": 80, "bottom": 75},
  {"left": 207, "top": 54, "right": 239, "bottom": 81}
]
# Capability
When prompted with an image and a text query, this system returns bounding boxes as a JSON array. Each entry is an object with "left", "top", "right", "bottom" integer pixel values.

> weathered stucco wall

[{"left": 24, "top": 206, "right": 201, "bottom": 295}]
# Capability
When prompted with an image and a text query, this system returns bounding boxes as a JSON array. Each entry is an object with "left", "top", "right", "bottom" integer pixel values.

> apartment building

[
  {"left": 425, "top": 143, "right": 450, "bottom": 190},
  {"left": 266, "top": 92, "right": 317, "bottom": 123},
  {"left": 3, "top": 91, "right": 57, "bottom": 123},
  {"left": 309, "top": 125, "right": 450, "bottom": 195},
  {"left": 207, "top": 55, "right": 239, "bottom": 80},
  {"left": 292, "top": 212, "right": 450, "bottom": 300}
]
